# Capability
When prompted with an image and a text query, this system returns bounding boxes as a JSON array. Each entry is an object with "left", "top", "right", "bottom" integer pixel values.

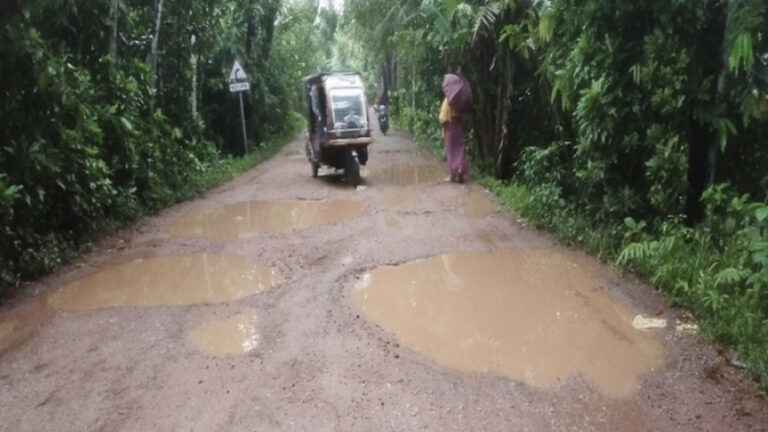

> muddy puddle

[
  {"left": 0, "top": 319, "right": 18, "bottom": 351},
  {"left": 49, "top": 254, "right": 282, "bottom": 311},
  {"left": 0, "top": 297, "right": 55, "bottom": 354},
  {"left": 0, "top": 254, "right": 278, "bottom": 355},
  {"left": 189, "top": 309, "right": 260, "bottom": 355},
  {"left": 352, "top": 249, "right": 665, "bottom": 398},
  {"left": 377, "top": 190, "right": 421, "bottom": 212},
  {"left": 371, "top": 164, "right": 445, "bottom": 186},
  {"left": 0, "top": 320, "right": 15, "bottom": 341},
  {"left": 167, "top": 200, "right": 362, "bottom": 240},
  {"left": 385, "top": 217, "right": 403, "bottom": 230},
  {"left": 461, "top": 191, "right": 497, "bottom": 217}
]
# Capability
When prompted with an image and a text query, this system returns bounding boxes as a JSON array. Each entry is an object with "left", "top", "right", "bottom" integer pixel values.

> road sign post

[
  {"left": 229, "top": 60, "right": 250, "bottom": 155},
  {"left": 238, "top": 91, "right": 248, "bottom": 154}
]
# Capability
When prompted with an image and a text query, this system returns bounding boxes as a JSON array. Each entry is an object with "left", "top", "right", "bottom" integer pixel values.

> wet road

[{"left": 1, "top": 128, "right": 767, "bottom": 431}]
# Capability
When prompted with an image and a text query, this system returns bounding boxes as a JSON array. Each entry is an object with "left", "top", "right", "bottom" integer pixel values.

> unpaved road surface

[{"left": 1, "top": 128, "right": 767, "bottom": 431}]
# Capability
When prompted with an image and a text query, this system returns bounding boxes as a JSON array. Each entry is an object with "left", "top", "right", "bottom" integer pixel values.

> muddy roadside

[{"left": 0, "top": 129, "right": 767, "bottom": 431}]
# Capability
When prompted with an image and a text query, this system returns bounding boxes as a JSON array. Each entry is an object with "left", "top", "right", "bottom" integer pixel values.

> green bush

[
  {"left": 0, "top": 0, "right": 321, "bottom": 296},
  {"left": 617, "top": 188, "right": 768, "bottom": 388}
]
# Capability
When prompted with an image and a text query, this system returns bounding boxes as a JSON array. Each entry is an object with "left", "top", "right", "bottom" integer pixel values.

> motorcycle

[{"left": 378, "top": 104, "right": 389, "bottom": 135}]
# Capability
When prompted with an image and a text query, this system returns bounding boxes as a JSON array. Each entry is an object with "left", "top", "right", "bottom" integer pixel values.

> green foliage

[
  {"left": 618, "top": 187, "right": 768, "bottom": 387},
  {"left": 0, "top": 0, "right": 320, "bottom": 294}
]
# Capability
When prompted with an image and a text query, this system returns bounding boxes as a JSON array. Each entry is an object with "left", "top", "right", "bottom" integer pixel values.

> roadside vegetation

[
  {"left": 342, "top": 0, "right": 768, "bottom": 390},
  {"left": 0, "top": 0, "right": 326, "bottom": 296}
]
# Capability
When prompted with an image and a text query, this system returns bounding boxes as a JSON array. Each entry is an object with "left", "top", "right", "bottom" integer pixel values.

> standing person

[{"left": 439, "top": 97, "right": 468, "bottom": 182}]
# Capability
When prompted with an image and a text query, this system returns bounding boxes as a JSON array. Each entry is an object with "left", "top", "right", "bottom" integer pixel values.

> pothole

[
  {"left": 377, "top": 190, "right": 421, "bottom": 211},
  {"left": 370, "top": 164, "right": 445, "bottom": 185},
  {"left": 461, "top": 191, "right": 497, "bottom": 218},
  {"left": 167, "top": 200, "right": 363, "bottom": 240},
  {"left": 0, "top": 320, "right": 18, "bottom": 351},
  {"left": 188, "top": 309, "right": 260, "bottom": 355},
  {"left": 0, "top": 297, "right": 55, "bottom": 354},
  {"left": 352, "top": 249, "right": 665, "bottom": 398},
  {"left": 48, "top": 254, "right": 282, "bottom": 311},
  {"left": 1, "top": 254, "right": 279, "bottom": 355},
  {"left": 385, "top": 217, "right": 404, "bottom": 230}
]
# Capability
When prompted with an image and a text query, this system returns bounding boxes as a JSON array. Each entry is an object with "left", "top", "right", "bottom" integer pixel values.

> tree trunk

[
  {"left": 492, "top": 45, "right": 507, "bottom": 157},
  {"left": 381, "top": 61, "right": 389, "bottom": 95},
  {"left": 247, "top": 19, "right": 257, "bottom": 57},
  {"left": 411, "top": 64, "right": 416, "bottom": 110},
  {"left": 380, "top": 53, "right": 394, "bottom": 104},
  {"left": 150, "top": 0, "right": 165, "bottom": 92},
  {"left": 190, "top": 35, "right": 198, "bottom": 119},
  {"left": 108, "top": 0, "right": 119, "bottom": 58},
  {"left": 685, "top": 1, "right": 724, "bottom": 224},
  {"left": 391, "top": 55, "right": 397, "bottom": 90},
  {"left": 496, "top": 54, "right": 515, "bottom": 178},
  {"left": 685, "top": 124, "right": 716, "bottom": 223},
  {"left": 260, "top": 0, "right": 279, "bottom": 61},
  {"left": 0, "top": 0, "right": 21, "bottom": 29},
  {"left": 469, "top": 33, "right": 497, "bottom": 162}
]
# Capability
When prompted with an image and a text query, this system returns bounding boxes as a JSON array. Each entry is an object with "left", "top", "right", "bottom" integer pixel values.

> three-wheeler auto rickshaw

[{"left": 304, "top": 72, "right": 373, "bottom": 185}]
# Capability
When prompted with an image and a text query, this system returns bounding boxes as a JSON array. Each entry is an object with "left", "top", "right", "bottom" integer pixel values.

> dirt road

[{"left": 1, "top": 129, "right": 767, "bottom": 431}]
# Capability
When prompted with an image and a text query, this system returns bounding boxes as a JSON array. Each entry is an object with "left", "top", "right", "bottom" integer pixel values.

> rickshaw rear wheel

[
  {"left": 344, "top": 147, "right": 361, "bottom": 186},
  {"left": 311, "top": 161, "right": 319, "bottom": 178}
]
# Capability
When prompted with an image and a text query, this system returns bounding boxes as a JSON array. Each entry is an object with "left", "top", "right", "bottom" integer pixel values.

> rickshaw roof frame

[{"left": 303, "top": 71, "right": 365, "bottom": 90}]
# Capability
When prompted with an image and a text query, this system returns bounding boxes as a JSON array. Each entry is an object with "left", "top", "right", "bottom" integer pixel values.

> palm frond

[{"left": 472, "top": 2, "right": 502, "bottom": 42}]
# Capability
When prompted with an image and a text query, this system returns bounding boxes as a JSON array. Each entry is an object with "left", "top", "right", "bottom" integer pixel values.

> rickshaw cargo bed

[{"left": 325, "top": 137, "right": 374, "bottom": 147}]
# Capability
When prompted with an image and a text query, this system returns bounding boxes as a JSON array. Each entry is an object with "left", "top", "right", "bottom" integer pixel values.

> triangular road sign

[{"left": 229, "top": 60, "right": 248, "bottom": 81}]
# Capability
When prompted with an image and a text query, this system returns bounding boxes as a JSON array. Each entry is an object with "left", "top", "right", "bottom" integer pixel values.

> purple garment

[{"left": 444, "top": 117, "right": 468, "bottom": 176}]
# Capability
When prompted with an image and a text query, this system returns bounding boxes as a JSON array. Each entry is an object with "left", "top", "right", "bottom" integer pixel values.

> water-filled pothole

[
  {"left": 0, "top": 297, "right": 55, "bottom": 354},
  {"left": 377, "top": 190, "right": 421, "bottom": 211},
  {"left": 189, "top": 309, "right": 260, "bottom": 355},
  {"left": 167, "top": 200, "right": 362, "bottom": 239},
  {"left": 2, "top": 254, "right": 279, "bottom": 354},
  {"left": 352, "top": 249, "right": 664, "bottom": 398},
  {"left": 385, "top": 217, "right": 403, "bottom": 230},
  {"left": 0, "top": 320, "right": 17, "bottom": 348},
  {"left": 49, "top": 254, "right": 282, "bottom": 311},
  {"left": 371, "top": 164, "right": 445, "bottom": 185},
  {"left": 461, "top": 191, "right": 497, "bottom": 218}
]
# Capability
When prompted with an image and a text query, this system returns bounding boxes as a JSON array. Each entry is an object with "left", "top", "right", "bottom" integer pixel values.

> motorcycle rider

[{"left": 377, "top": 89, "right": 389, "bottom": 135}]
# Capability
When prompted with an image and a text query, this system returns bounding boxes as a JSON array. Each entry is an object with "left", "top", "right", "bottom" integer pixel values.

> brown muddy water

[
  {"left": 377, "top": 190, "right": 421, "bottom": 212},
  {"left": 371, "top": 164, "right": 446, "bottom": 186},
  {"left": 167, "top": 200, "right": 362, "bottom": 240},
  {"left": 2, "top": 254, "right": 280, "bottom": 353},
  {"left": 189, "top": 309, "right": 260, "bottom": 355},
  {"left": 352, "top": 249, "right": 665, "bottom": 398},
  {"left": 0, "top": 320, "right": 17, "bottom": 346},
  {"left": 49, "top": 254, "right": 282, "bottom": 311},
  {"left": 460, "top": 191, "right": 497, "bottom": 218},
  {"left": 0, "top": 296, "right": 55, "bottom": 354},
  {"left": 385, "top": 217, "right": 404, "bottom": 230}
]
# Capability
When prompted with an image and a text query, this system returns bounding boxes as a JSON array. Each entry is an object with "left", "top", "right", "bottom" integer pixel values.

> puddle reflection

[
  {"left": 49, "top": 254, "right": 282, "bottom": 311},
  {"left": 189, "top": 309, "right": 260, "bottom": 355},
  {"left": 461, "top": 191, "right": 497, "bottom": 218},
  {"left": 168, "top": 200, "right": 362, "bottom": 240},
  {"left": 353, "top": 249, "right": 665, "bottom": 398},
  {"left": 370, "top": 164, "right": 445, "bottom": 186}
]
